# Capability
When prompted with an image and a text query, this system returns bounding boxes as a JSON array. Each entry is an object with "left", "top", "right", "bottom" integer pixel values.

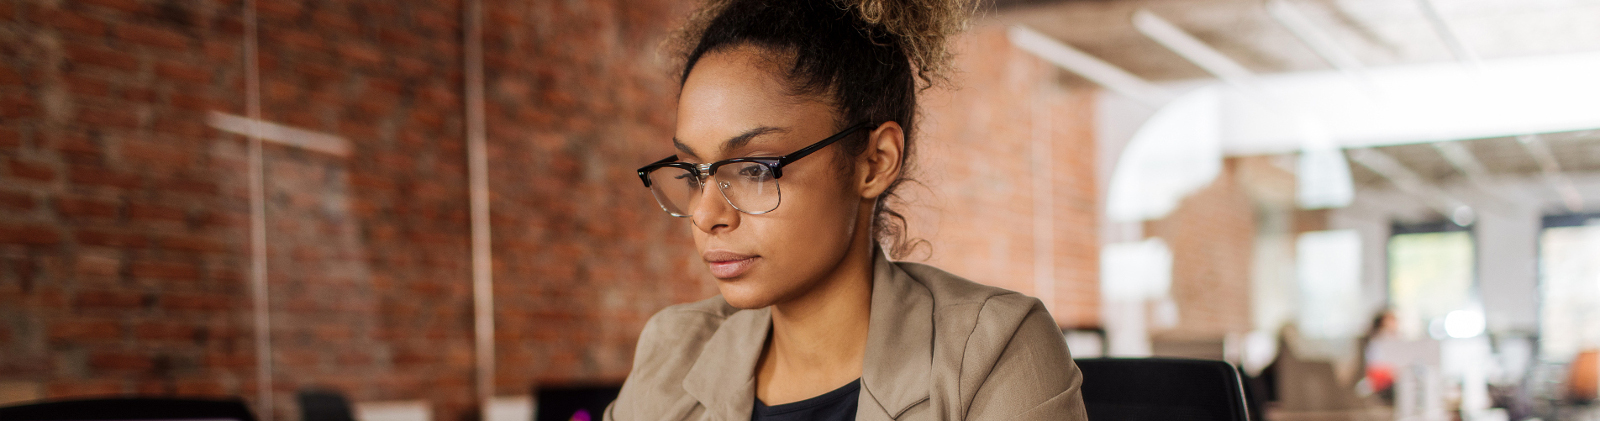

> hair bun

[
  {"left": 846, "top": 0, "right": 970, "bottom": 89},
  {"left": 666, "top": 0, "right": 971, "bottom": 90}
]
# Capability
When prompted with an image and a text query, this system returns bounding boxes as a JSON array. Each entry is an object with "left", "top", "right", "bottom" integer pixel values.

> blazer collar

[
  {"left": 681, "top": 302, "right": 769, "bottom": 421},
  {"left": 679, "top": 250, "right": 934, "bottom": 420},
  {"left": 860, "top": 250, "right": 935, "bottom": 418}
]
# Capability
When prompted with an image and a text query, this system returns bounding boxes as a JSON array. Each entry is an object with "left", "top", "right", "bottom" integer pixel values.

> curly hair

[{"left": 666, "top": 0, "right": 970, "bottom": 259}]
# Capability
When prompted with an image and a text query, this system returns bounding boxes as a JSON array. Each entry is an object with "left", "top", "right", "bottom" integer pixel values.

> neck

[{"left": 757, "top": 211, "right": 877, "bottom": 403}]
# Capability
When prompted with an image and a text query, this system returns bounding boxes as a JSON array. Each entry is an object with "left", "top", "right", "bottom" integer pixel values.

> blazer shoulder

[{"left": 895, "top": 261, "right": 1028, "bottom": 308}]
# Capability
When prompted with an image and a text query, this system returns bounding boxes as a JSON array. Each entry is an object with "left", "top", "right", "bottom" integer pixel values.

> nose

[{"left": 691, "top": 176, "right": 739, "bottom": 233}]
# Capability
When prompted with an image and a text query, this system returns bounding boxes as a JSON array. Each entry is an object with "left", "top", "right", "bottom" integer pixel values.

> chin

[{"left": 716, "top": 281, "right": 782, "bottom": 310}]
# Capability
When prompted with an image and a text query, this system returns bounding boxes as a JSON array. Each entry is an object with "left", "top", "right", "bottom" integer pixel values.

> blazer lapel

[
  {"left": 859, "top": 251, "right": 935, "bottom": 419},
  {"left": 682, "top": 304, "right": 770, "bottom": 421}
]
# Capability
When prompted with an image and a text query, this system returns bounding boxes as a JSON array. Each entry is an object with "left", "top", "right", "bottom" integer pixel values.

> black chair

[
  {"left": 0, "top": 397, "right": 256, "bottom": 421},
  {"left": 534, "top": 384, "right": 621, "bottom": 421},
  {"left": 297, "top": 389, "right": 355, "bottom": 421},
  {"left": 1075, "top": 358, "right": 1251, "bottom": 421}
]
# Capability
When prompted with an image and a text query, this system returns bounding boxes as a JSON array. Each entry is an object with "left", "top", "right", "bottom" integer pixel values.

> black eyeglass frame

[{"left": 635, "top": 121, "right": 873, "bottom": 188}]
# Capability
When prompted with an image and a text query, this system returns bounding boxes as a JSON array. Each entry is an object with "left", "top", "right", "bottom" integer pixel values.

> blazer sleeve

[{"left": 960, "top": 295, "right": 1088, "bottom": 421}]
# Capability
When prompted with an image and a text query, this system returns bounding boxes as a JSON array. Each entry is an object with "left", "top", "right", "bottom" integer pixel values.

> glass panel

[
  {"left": 1538, "top": 224, "right": 1600, "bottom": 361},
  {"left": 1388, "top": 231, "right": 1476, "bottom": 339}
]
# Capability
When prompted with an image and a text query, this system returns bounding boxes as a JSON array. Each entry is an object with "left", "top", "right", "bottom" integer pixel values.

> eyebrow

[{"left": 672, "top": 126, "right": 789, "bottom": 160}]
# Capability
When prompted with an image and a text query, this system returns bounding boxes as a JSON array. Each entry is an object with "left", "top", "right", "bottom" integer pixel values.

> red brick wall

[
  {"left": 0, "top": 0, "right": 704, "bottom": 418},
  {"left": 479, "top": 0, "right": 710, "bottom": 394},
  {"left": 910, "top": 25, "right": 1101, "bottom": 327},
  {"left": 0, "top": 0, "right": 256, "bottom": 400},
  {"left": 1, "top": 2, "right": 1102, "bottom": 420}
]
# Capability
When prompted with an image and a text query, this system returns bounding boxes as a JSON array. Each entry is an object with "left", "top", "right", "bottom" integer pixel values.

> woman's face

[{"left": 674, "top": 47, "right": 866, "bottom": 309}]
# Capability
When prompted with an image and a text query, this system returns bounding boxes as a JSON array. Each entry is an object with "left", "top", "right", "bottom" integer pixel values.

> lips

[{"left": 703, "top": 250, "right": 759, "bottom": 279}]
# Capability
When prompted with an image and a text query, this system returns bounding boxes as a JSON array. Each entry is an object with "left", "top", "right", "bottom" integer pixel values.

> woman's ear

[{"left": 857, "top": 121, "right": 905, "bottom": 199}]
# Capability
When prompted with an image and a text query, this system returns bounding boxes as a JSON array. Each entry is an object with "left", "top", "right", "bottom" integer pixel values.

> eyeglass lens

[{"left": 646, "top": 162, "right": 780, "bottom": 217}]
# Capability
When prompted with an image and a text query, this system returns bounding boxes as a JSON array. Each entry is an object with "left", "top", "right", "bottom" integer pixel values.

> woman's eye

[
  {"left": 673, "top": 172, "right": 701, "bottom": 187},
  {"left": 738, "top": 166, "right": 774, "bottom": 181}
]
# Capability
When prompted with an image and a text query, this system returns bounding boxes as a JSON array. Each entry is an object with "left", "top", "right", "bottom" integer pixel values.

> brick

[
  {"left": 55, "top": 197, "right": 119, "bottom": 218},
  {"left": 8, "top": 158, "right": 56, "bottom": 181},
  {"left": 337, "top": 43, "right": 383, "bottom": 67},
  {"left": 169, "top": 92, "right": 215, "bottom": 111},
  {"left": 88, "top": 352, "right": 152, "bottom": 371},
  {"left": 158, "top": 177, "right": 216, "bottom": 195},
  {"left": 46, "top": 380, "right": 124, "bottom": 398},
  {"left": 114, "top": 23, "right": 190, "bottom": 51},
  {"left": 75, "top": 229, "right": 148, "bottom": 247},
  {"left": 254, "top": 1, "right": 302, "bottom": 21},
  {"left": 273, "top": 30, "right": 325, "bottom": 52},
  {"left": 0, "top": 225, "right": 61, "bottom": 245},
  {"left": 160, "top": 292, "right": 229, "bottom": 311},
  {"left": 64, "top": 45, "right": 137, "bottom": 71},
  {"left": 76, "top": 107, "right": 140, "bottom": 129},
  {"left": 152, "top": 117, "right": 207, "bottom": 137},
  {"left": 133, "top": 322, "right": 195, "bottom": 341},
  {"left": 0, "top": 126, "right": 18, "bottom": 147},
  {"left": 0, "top": 93, "right": 38, "bottom": 118},
  {"left": 0, "top": 190, "right": 35, "bottom": 210},
  {"left": 48, "top": 320, "right": 122, "bottom": 342},
  {"left": 63, "top": 74, "right": 112, "bottom": 98},
  {"left": 75, "top": 290, "right": 145, "bottom": 309},
  {"left": 129, "top": 261, "right": 199, "bottom": 281},
  {"left": 123, "top": 87, "right": 157, "bottom": 102},
  {"left": 74, "top": 254, "right": 122, "bottom": 277},
  {"left": 53, "top": 134, "right": 100, "bottom": 157},
  {"left": 154, "top": 61, "right": 210, "bottom": 84},
  {"left": 121, "top": 140, "right": 191, "bottom": 166},
  {"left": 38, "top": 8, "right": 108, "bottom": 37},
  {"left": 311, "top": 10, "right": 361, "bottom": 35},
  {"left": 69, "top": 166, "right": 142, "bottom": 189},
  {"left": 158, "top": 235, "right": 226, "bottom": 252},
  {"left": 79, "top": 0, "right": 144, "bottom": 14},
  {"left": 128, "top": 203, "right": 185, "bottom": 222},
  {"left": 173, "top": 379, "right": 227, "bottom": 396}
]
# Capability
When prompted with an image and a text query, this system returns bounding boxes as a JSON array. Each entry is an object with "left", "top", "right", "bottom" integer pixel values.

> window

[
  {"left": 1388, "top": 221, "right": 1476, "bottom": 339},
  {"left": 1538, "top": 213, "right": 1600, "bottom": 361}
]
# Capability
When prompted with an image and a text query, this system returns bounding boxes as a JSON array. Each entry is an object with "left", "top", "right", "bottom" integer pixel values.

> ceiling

[
  {"left": 1349, "top": 128, "right": 1600, "bottom": 188},
  {"left": 991, "top": 0, "right": 1600, "bottom": 82}
]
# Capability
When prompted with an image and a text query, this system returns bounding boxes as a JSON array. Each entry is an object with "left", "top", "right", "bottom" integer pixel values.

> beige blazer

[{"left": 603, "top": 252, "right": 1088, "bottom": 420}]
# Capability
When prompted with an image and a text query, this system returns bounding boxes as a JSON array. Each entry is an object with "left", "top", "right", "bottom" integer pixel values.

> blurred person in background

[{"left": 604, "top": 0, "right": 1087, "bottom": 420}]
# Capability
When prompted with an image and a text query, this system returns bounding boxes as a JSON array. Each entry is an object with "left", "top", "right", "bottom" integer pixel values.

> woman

[{"left": 606, "top": 0, "right": 1086, "bottom": 419}]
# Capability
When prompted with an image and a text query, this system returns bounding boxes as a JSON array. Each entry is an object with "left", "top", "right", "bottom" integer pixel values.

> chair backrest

[
  {"left": 297, "top": 389, "right": 356, "bottom": 421},
  {"left": 0, "top": 397, "right": 256, "bottom": 421},
  {"left": 1075, "top": 358, "right": 1251, "bottom": 421},
  {"left": 534, "top": 385, "right": 621, "bottom": 421}
]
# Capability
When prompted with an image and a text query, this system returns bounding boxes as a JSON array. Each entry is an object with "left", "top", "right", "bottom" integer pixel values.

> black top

[{"left": 751, "top": 379, "right": 861, "bottom": 421}]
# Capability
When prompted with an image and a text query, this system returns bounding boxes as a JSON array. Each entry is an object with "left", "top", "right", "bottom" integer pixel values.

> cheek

[{"left": 764, "top": 173, "right": 861, "bottom": 249}]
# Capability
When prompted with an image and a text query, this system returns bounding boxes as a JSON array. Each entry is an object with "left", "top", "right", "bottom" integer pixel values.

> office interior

[{"left": 2, "top": 0, "right": 1599, "bottom": 420}]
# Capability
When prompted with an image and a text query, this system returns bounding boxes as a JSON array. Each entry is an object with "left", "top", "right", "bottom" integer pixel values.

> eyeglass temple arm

[
  {"left": 637, "top": 155, "right": 680, "bottom": 187},
  {"left": 775, "top": 122, "right": 872, "bottom": 169}
]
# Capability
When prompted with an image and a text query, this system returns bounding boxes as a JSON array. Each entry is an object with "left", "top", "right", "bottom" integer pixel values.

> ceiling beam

[
  {"left": 1266, "top": 0, "right": 1373, "bottom": 86},
  {"left": 1416, "top": 0, "right": 1482, "bottom": 68},
  {"left": 1430, "top": 141, "right": 1491, "bottom": 186},
  {"left": 1349, "top": 147, "right": 1476, "bottom": 225},
  {"left": 1008, "top": 25, "right": 1174, "bottom": 107},
  {"left": 1516, "top": 134, "right": 1584, "bottom": 212},
  {"left": 1132, "top": 9, "right": 1264, "bottom": 97}
]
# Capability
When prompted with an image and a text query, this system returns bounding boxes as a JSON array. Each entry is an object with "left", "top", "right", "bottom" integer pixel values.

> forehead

[{"left": 674, "top": 47, "right": 836, "bottom": 156}]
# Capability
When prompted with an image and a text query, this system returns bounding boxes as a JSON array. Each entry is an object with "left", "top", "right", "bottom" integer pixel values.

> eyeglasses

[{"left": 637, "top": 122, "right": 871, "bottom": 217}]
